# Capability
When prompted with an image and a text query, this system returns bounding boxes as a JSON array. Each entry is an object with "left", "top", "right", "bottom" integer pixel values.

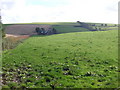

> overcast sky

[{"left": 0, "top": 0, "right": 119, "bottom": 24}]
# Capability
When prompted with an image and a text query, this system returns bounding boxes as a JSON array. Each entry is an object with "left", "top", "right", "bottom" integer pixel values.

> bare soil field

[{"left": 5, "top": 24, "right": 52, "bottom": 35}]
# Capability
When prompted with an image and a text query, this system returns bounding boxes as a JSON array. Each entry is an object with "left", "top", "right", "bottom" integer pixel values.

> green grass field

[
  {"left": 53, "top": 25, "right": 89, "bottom": 33},
  {"left": 2, "top": 24, "right": 119, "bottom": 89}
]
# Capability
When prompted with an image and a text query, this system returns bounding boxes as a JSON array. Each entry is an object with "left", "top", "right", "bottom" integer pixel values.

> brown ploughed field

[{"left": 5, "top": 24, "right": 52, "bottom": 35}]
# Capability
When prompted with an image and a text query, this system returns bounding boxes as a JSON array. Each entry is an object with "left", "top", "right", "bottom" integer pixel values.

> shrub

[
  {"left": 0, "top": 23, "right": 5, "bottom": 37},
  {"left": 105, "top": 24, "right": 107, "bottom": 26},
  {"left": 101, "top": 24, "right": 103, "bottom": 26},
  {"left": 99, "top": 28, "right": 101, "bottom": 31},
  {"left": 41, "top": 28, "right": 46, "bottom": 35},
  {"left": 35, "top": 27, "right": 40, "bottom": 33},
  {"left": 52, "top": 28, "right": 57, "bottom": 34},
  {"left": 35, "top": 27, "right": 42, "bottom": 35}
]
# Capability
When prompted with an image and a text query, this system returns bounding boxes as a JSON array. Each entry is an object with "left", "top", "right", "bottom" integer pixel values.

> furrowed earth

[{"left": 1, "top": 22, "right": 119, "bottom": 89}]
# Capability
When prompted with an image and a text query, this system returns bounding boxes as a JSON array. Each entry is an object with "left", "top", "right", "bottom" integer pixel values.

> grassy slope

[
  {"left": 53, "top": 25, "right": 88, "bottom": 33},
  {"left": 3, "top": 30, "right": 118, "bottom": 88}
]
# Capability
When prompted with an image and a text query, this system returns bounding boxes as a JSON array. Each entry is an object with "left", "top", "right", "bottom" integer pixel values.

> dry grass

[{"left": 2, "top": 34, "right": 29, "bottom": 50}]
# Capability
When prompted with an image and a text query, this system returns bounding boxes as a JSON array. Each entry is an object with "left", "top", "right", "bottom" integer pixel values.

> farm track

[{"left": 5, "top": 24, "right": 52, "bottom": 35}]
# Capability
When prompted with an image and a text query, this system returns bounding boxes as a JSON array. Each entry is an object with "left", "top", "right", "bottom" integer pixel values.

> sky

[{"left": 0, "top": 0, "right": 119, "bottom": 24}]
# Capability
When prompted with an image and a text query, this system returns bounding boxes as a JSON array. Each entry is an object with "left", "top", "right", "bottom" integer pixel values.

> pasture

[{"left": 2, "top": 21, "right": 119, "bottom": 89}]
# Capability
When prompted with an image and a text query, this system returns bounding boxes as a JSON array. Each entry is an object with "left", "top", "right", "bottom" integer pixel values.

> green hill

[{"left": 2, "top": 29, "right": 118, "bottom": 88}]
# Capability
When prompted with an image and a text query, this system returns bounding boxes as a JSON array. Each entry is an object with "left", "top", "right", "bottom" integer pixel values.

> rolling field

[
  {"left": 2, "top": 27, "right": 118, "bottom": 89},
  {"left": 4, "top": 22, "right": 117, "bottom": 35},
  {"left": 4, "top": 22, "right": 90, "bottom": 36}
]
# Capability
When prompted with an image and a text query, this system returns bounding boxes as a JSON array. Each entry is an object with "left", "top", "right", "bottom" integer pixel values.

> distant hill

[{"left": 4, "top": 22, "right": 118, "bottom": 36}]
